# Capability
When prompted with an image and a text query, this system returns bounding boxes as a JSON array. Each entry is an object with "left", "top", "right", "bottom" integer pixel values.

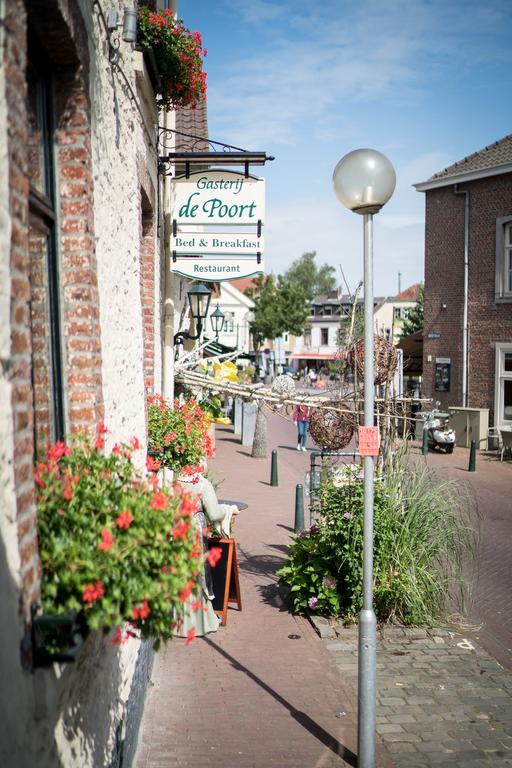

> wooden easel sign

[{"left": 207, "top": 538, "right": 242, "bottom": 626}]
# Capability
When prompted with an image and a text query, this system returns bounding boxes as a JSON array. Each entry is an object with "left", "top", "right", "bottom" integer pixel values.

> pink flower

[
  {"left": 132, "top": 599, "right": 151, "bottom": 620},
  {"left": 185, "top": 627, "right": 196, "bottom": 646},
  {"left": 146, "top": 455, "right": 162, "bottom": 472},
  {"left": 130, "top": 436, "right": 141, "bottom": 450},
  {"left": 206, "top": 547, "right": 222, "bottom": 568},
  {"left": 308, "top": 597, "right": 318, "bottom": 610}
]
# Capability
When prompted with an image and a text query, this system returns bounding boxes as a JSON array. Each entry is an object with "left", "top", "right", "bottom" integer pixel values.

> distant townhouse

[
  {"left": 373, "top": 284, "right": 421, "bottom": 344},
  {"left": 415, "top": 134, "right": 512, "bottom": 430}
]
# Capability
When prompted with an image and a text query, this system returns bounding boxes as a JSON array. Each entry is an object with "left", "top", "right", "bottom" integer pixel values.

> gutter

[{"left": 454, "top": 184, "right": 470, "bottom": 407}]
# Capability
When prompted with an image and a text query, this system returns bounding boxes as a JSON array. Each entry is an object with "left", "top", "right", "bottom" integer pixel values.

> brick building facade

[
  {"left": 415, "top": 135, "right": 512, "bottom": 428},
  {"left": 0, "top": 1, "right": 203, "bottom": 765}
]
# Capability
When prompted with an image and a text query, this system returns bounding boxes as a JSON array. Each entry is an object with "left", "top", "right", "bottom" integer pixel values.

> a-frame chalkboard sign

[{"left": 207, "top": 538, "right": 242, "bottom": 626}]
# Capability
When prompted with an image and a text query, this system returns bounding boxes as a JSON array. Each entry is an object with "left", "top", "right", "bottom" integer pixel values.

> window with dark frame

[
  {"left": 27, "top": 36, "right": 65, "bottom": 455},
  {"left": 321, "top": 327, "right": 329, "bottom": 345},
  {"left": 496, "top": 216, "right": 512, "bottom": 301}
]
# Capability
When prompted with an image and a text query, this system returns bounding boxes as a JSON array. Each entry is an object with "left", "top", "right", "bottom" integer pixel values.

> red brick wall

[
  {"left": 5, "top": 0, "right": 103, "bottom": 623},
  {"left": 137, "top": 157, "right": 157, "bottom": 396},
  {"left": 423, "top": 174, "right": 512, "bottom": 421}
]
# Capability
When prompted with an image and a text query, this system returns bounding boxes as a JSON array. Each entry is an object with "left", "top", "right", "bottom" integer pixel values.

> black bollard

[
  {"left": 294, "top": 484, "right": 304, "bottom": 533},
  {"left": 270, "top": 449, "right": 278, "bottom": 486},
  {"left": 422, "top": 429, "right": 429, "bottom": 455},
  {"left": 468, "top": 439, "right": 476, "bottom": 472}
]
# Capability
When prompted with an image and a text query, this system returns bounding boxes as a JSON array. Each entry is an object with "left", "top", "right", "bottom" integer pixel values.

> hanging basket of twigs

[
  {"left": 309, "top": 402, "right": 356, "bottom": 450},
  {"left": 348, "top": 335, "right": 398, "bottom": 386},
  {"left": 271, "top": 374, "right": 296, "bottom": 398}
]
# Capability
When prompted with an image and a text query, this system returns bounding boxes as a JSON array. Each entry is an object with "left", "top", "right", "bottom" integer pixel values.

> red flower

[
  {"left": 150, "top": 490, "right": 168, "bottom": 510},
  {"left": 130, "top": 436, "right": 141, "bottom": 450},
  {"left": 206, "top": 547, "right": 222, "bottom": 568},
  {"left": 179, "top": 493, "right": 199, "bottom": 518},
  {"left": 97, "top": 421, "right": 108, "bottom": 434},
  {"left": 95, "top": 435, "right": 105, "bottom": 451},
  {"left": 146, "top": 455, "right": 162, "bottom": 472},
  {"left": 63, "top": 477, "right": 73, "bottom": 501},
  {"left": 48, "top": 441, "right": 70, "bottom": 462},
  {"left": 178, "top": 579, "right": 195, "bottom": 604},
  {"left": 82, "top": 580, "right": 104, "bottom": 603},
  {"left": 116, "top": 510, "right": 132, "bottom": 530},
  {"left": 132, "top": 599, "right": 151, "bottom": 620},
  {"left": 112, "top": 443, "right": 123, "bottom": 456},
  {"left": 164, "top": 431, "right": 177, "bottom": 445},
  {"left": 173, "top": 519, "right": 190, "bottom": 541},
  {"left": 34, "top": 471, "right": 45, "bottom": 489},
  {"left": 185, "top": 627, "right": 196, "bottom": 646},
  {"left": 98, "top": 528, "right": 114, "bottom": 551},
  {"left": 110, "top": 628, "right": 127, "bottom": 645}
]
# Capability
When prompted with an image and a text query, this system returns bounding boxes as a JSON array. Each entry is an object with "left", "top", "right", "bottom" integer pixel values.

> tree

[
  {"left": 249, "top": 275, "right": 309, "bottom": 349},
  {"left": 401, "top": 284, "right": 424, "bottom": 336},
  {"left": 284, "top": 251, "right": 337, "bottom": 301}
]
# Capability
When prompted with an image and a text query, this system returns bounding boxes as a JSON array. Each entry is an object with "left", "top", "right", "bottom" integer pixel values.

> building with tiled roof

[
  {"left": 415, "top": 134, "right": 512, "bottom": 191},
  {"left": 414, "top": 134, "right": 512, "bottom": 433}
]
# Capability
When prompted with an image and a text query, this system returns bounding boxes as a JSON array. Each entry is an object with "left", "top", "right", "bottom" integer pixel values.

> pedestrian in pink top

[{"left": 294, "top": 405, "right": 311, "bottom": 451}]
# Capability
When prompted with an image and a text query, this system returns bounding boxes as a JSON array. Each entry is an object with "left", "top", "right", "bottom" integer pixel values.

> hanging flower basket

[
  {"left": 147, "top": 395, "right": 214, "bottom": 473},
  {"left": 137, "top": 7, "right": 207, "bottom": 111},
  {"left": 35, "top": 429, "right": 203, "bottom": 650}
]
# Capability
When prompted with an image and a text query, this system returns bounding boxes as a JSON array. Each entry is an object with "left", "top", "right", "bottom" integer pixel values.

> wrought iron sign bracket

[{"left": 158, "top": 126, "right": 274, "bottom": 177}]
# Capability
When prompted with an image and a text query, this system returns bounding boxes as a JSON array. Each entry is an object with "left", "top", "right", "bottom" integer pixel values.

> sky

[{"left": 182, "top": 0, "right": 512, "bottom": 297}]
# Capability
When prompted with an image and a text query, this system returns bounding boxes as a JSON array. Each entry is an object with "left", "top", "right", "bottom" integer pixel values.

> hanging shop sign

[
  {"left": 170, "top": 170, "right": 265, "bottom": 280},
  {"left": 172, "top": 170, "right": 264, "bottom": 225}
]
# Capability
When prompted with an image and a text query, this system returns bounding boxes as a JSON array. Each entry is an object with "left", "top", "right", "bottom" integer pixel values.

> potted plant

[
  {"left": 147, "top": 395, "right": 214, "bottom": 474},
  {"left": 137, "top": 6, "right": 207, "bottom": 111},
  {"left": 35, "top": 425, "right": 203, "bottom": 653}
]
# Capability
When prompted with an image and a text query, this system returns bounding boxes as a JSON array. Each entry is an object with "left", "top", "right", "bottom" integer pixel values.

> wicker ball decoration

[
  {"left": 348, "top": 335, "right": 399, "bottom": 386},
  {"left": 272, "top": 374, "right": 296, "bottom": 397},
  {"left": 309, "top": 402, "right": 355, "bottom": 450}
]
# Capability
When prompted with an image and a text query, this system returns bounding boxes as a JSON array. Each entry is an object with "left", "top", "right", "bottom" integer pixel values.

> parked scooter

[{"left": 423, "top": 404, "right": 456, "bottom": 453}]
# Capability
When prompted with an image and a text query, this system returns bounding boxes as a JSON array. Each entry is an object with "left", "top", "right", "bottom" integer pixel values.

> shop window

[
  {"left": 27, "top": 38, "right": 65, "bottom": 455},
  {"left": 495, "top": 216, "right": 512, "bottom": 301}
]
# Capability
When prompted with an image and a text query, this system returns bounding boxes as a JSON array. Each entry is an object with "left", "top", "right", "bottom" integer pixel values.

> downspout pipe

[{"left": 454, "top": 184, "right": 469, "bottom": 407}]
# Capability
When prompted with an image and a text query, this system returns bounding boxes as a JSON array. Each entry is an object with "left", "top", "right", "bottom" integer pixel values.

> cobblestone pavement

[{"left": 313, "top": 618, "right": 512, "bottom": 767}]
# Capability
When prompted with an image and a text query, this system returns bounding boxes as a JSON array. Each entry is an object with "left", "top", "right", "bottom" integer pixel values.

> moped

[{"left": 423, "top": 404, "right": 456, "bottom": 454}]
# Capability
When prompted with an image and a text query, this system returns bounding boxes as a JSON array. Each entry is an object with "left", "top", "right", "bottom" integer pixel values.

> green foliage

[
  {"left": 249, "top": 275, "right": 310, "bottom": 348},
  {"left": 36, "top": 433, "right": 203, "bottom": 646},
  {"left": 401, "top": 284, "right": 424, "bottom": 336},
  {"left": 147, "top": 395, "right": 213, "bottom": 472},
  {"left": 137, "top": 7, "right": 207, "bottom": 111},
  {"left": 284, "top": 251, "right": 337, "bottom": 302},
  {"left": 278, "top": 452, "right": 477, "bottom": 625}
]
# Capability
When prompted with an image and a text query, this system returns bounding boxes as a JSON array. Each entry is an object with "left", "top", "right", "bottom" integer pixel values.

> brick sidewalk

[{"left": 134, "top": 414, "right": 393, "bottom": 768}]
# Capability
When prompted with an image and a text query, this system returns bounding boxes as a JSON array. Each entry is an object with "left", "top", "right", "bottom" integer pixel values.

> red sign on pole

[{"left": 358, "top": 426, "right": 380, "bottom": 457}]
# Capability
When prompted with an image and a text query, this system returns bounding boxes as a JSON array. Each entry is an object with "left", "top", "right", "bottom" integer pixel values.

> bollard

[
  {"left": 294, "top": 484, "right": 304, "bottom": 533},
  {"left": 270, "top": 449, "right": 278, "bottom": 487},
  {"left": 468, "top": 439, "right": 476, "bottom": 472},
  {"left": 422, "top": 429, "right": 429, "bottom": 455}
]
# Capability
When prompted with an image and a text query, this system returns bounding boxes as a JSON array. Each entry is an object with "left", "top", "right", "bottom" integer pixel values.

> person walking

[{"left": 294, "top": 404, "right": 311, "bottom": 451}]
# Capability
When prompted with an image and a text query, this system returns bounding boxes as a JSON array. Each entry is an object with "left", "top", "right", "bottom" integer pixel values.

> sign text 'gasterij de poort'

[{"left": 170, "top": 170, "right": 265, "bottom": 281}]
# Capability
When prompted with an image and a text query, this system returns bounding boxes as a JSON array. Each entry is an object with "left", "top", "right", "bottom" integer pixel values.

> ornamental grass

[{"left": 278, "top": 447, "right": 478, "bottom": 626}]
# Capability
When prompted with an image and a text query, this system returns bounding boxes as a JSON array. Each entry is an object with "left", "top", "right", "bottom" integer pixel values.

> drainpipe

[{"left": 454, "top": 184, "right": 469, "bottom": 407}]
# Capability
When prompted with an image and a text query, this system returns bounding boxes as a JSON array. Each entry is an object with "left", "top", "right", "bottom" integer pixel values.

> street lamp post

[{"left": 332, "top": 149, "right": 396, "bottom": 768}]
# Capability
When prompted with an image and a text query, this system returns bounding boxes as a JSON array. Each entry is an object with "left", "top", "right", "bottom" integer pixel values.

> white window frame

[
  {"left": 495, "top": 216, "right": 512, "bottom": 302},
  {"left": 494, "top": 343, "right": 512, "bottom": 427}
]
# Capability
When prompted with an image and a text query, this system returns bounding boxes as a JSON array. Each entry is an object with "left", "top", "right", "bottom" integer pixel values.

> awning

[
  {"left": 203, "top": 338, "right": 237, "bottom": 357},
  {"left": 289, "top": 352, "right": 340, "bottom": 360}
]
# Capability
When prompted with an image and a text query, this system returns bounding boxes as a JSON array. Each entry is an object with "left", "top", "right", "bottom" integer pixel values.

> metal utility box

[{"left": 448, "top": 407, "right": 489, "bottom": 449}]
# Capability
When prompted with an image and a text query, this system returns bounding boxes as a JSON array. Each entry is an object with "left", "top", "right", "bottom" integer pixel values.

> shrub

[
  {"left": 147, "top": 396, "right": 213, "bottom": 473},
  {"left": 36, "top": 428, "right": 203, "bottom": 648},
  {"left": 278, "top": 453, "right": 477, "bottom": 625}
]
